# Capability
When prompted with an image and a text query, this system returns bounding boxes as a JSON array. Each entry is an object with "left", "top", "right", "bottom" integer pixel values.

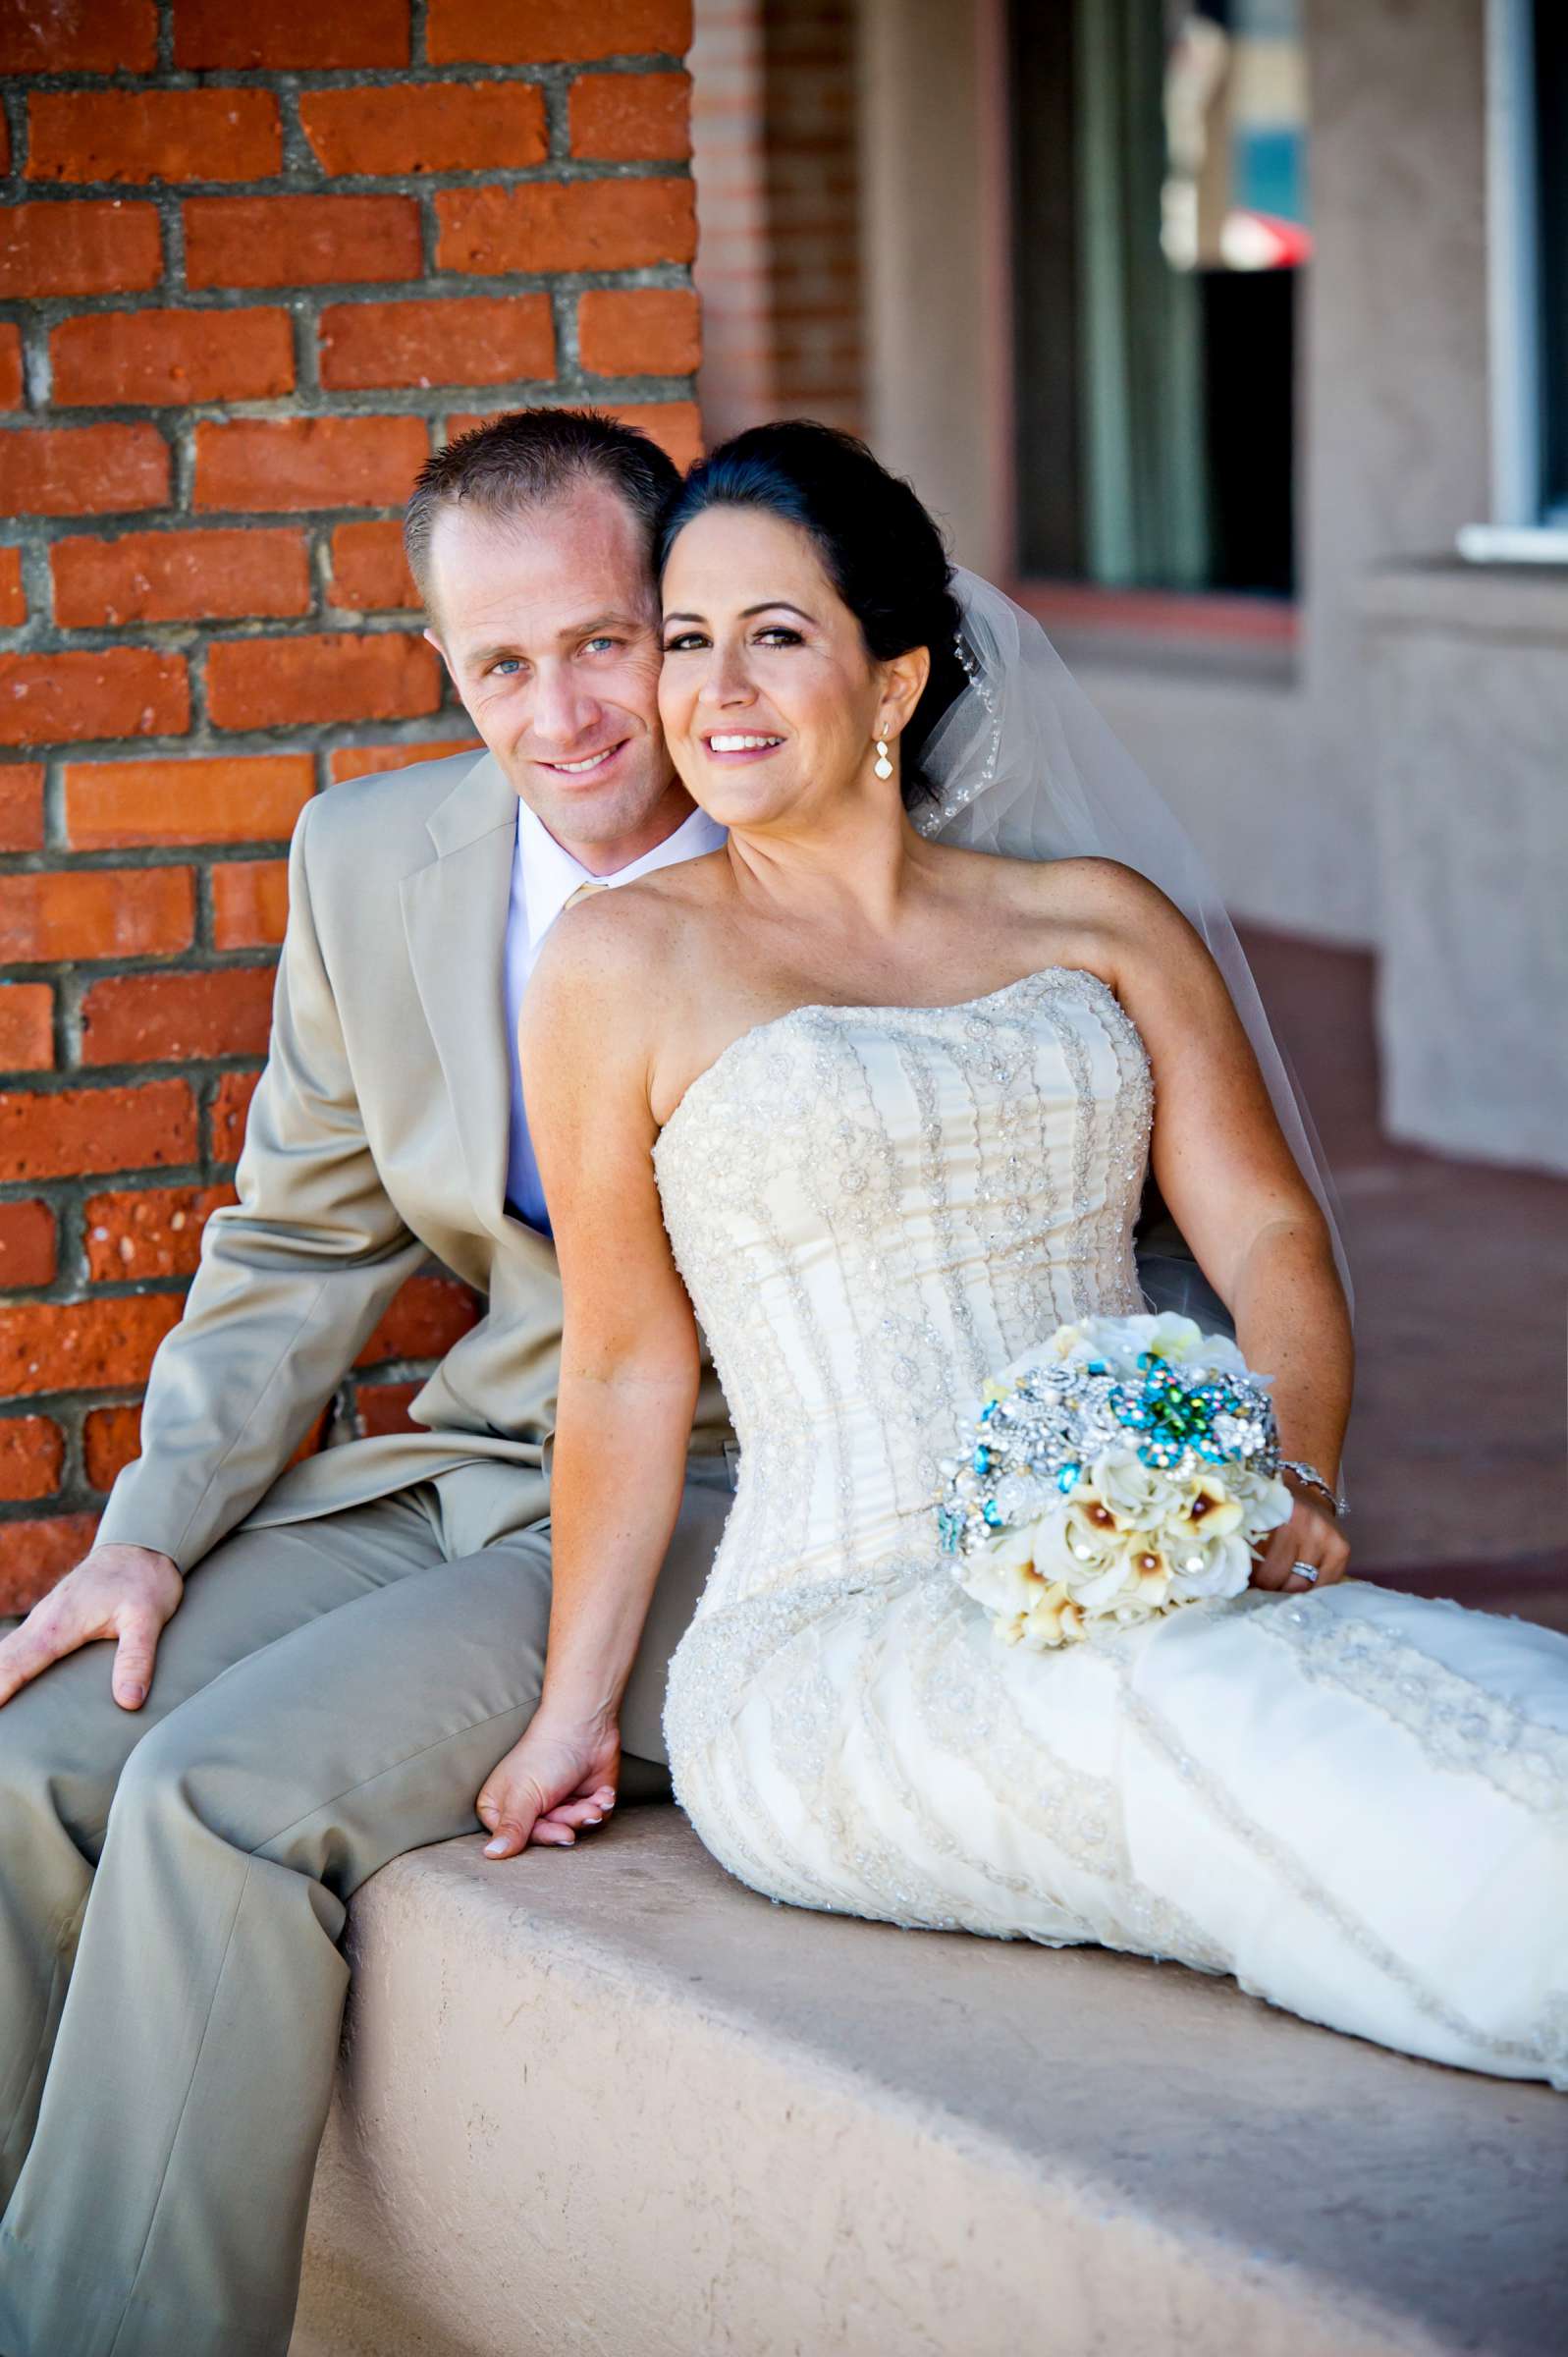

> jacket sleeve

[{"left": 97, "top": 795, "right": 430, "bottom": 1570}]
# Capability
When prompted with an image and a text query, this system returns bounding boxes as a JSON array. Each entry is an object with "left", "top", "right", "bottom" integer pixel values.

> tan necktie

[{"left": 564, "top": 879, "right": 610, "bottom": 912}]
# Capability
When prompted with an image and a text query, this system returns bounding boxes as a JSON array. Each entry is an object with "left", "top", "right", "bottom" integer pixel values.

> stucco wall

[
  {"left": 1294, "top": 0, "right": 1490, "bottom": 940},
  {"left": 855, "top": 0, "right": 1007, "bottom": 580},
  {"left": 1365, "top": 562, "right": 1568, "bottom": 1175}
]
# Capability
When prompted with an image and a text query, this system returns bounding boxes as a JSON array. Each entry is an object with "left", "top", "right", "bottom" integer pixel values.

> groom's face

[{"left": 424, "top": 484, "right": 688, "bottom": 863}]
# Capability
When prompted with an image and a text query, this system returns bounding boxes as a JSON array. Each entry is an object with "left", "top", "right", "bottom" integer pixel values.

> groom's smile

[{"left": 537, "top": 740, "right": 630, "bottom": 778}]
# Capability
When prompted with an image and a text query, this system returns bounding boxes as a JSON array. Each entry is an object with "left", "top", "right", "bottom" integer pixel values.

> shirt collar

[{"left": 516, "top": 796, "right": 726, "bottom": 942}]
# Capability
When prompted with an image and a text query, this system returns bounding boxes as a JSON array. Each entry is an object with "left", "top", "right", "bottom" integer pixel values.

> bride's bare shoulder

[
  {"left": 974, "top": 852, "right": 1217, "bottom": 1004},
  {"left": 968, "top": 850, "right": 1183, "bottom": 938},
  {"left": 522, "top": 851, "right": 728, "bottom": 1059},
  {"left": 1000, "top": 850, "right": 1163, "bottom": 912}
]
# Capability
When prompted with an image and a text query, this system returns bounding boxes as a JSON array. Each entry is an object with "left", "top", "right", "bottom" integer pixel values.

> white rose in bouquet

[{"left": 936, "top": 1317, "right": 1292, "bottom": 1650}]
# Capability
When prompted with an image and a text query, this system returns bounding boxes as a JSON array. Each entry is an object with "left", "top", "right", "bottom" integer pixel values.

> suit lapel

[{"left": 401, "top": 750, "right": 529, "bottom": 1249}]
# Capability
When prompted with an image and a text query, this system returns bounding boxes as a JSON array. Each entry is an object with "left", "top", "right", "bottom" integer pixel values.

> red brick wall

[
  {"left": 689, "top": 1, "right": 775, "bottom": 440},
  {"left": 0, "top": 0, "right": 700, "bottom": 1613},
  {"left": 690, "top": 0, "right": 863, "bottom": 442}
]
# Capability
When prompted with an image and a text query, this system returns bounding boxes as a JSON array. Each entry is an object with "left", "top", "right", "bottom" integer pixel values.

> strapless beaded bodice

[{"left": 653, "top": 966, "right": 1153, "bottom": 1608}]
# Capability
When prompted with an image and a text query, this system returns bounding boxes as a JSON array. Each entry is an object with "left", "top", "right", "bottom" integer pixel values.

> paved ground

[{"left": 1241, "top": 927, "right": 1567, "bottom": 1622}]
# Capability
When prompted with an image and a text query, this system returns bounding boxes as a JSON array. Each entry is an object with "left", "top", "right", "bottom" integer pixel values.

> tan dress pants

[{"left": 0, "top": 1456, "right": 732, "bottom": 2357}]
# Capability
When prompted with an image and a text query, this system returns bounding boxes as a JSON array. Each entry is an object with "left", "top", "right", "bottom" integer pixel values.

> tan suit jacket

[{"left": 99, "top": 748, "right": 733, "bottom": 1572}]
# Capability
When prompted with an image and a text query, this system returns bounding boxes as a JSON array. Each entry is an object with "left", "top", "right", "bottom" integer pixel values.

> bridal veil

[{"left": 919, "top": 570, "right": 1351, "bottom": 1305}]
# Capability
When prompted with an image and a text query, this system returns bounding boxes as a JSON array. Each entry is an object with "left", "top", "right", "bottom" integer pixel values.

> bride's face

[{"left": 659, "top": 506, "right": 897, "bottom": 830}]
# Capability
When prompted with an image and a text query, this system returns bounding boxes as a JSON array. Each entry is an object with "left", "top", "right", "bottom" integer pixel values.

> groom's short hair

[{"left": 405, "top": 408, "right": 681, "bottom": 607}]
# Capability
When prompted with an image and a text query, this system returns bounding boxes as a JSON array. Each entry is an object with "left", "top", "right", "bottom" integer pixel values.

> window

[
  {"left": 1462, "top": 0, "right": 1568, "bottom": 555},
  {"left": 1010, "top": 0, "right": 1308, "bottom": 597}
]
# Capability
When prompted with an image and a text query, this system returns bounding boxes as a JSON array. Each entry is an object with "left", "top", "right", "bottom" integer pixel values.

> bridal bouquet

[{"left": 936, "top": 1315, "right": 1293, "bottom": 1649}]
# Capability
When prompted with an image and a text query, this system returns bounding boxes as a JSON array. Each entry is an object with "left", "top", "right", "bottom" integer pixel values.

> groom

[{"left": 0, "top": 409, "right": 734, "bottom": 2357}]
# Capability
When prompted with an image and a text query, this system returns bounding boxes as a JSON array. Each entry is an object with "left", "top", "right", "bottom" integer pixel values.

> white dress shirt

[{"left": 503, "top": 796, "right": 727, "bottom": 1233}]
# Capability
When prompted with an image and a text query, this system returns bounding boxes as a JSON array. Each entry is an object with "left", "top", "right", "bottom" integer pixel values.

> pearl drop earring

[{"left": 873, "top": 737, "right": 893, "bottom": 781}]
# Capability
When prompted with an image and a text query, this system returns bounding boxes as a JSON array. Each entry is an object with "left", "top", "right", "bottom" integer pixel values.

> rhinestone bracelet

[{"left": 1279, "top": 1458, "right": 1349, "bottom": 1519}]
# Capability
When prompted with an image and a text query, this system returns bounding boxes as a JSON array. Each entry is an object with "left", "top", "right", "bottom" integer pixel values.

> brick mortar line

[
  {"left": 1, "top": 82, "right": 27, "bottom": 176},
  {"left": 1, "top": 159, "right": 694, "bottom": 202},
  {"left": 0, "top": 848, "right": 311, "bottom": 881},
  {"left": 192, "top": 862, "right": 214, "bottom": 952},
  {"left": 0, "top": 375, "right": 687, "bottom": 423},
  {"left": 0, "top": 1346, "right": 449, "bottom": 1397},
  {"left": 7, "top": 504, "right": 424, "bottom": 536},
  {"left": 540, "top": 63, "right": 572, "bottom": 163},
  {"left": 4, "top": 612, "right": 432, "bottom": 645},
  {"left": 1, "top": 850, "right": 298, "bottom": 882},
  {"left": 24, "top": 1269, "right": 223, "bottom": 1307},
  {"left": 0, "top": 1167, "right": 232, "bottom": 1220},
  {"left": 2, "top": 944, "right": 286, "bottom": 978},
  {"left": 0, "top": 711, "right": 474, "bottom": 773},
  {"left": 5, "top": 383, "right": 589, "bottom": 431},
  {"left": 0, "top": 267, "right": 695, "bottom": 317},
  {"left": 5, "top": 57, "right": 689, "bottom": 97},
  {"left": 11, "top": 726, "right": 472, "bottom": 786},
  {"left": 289, "top": 289, "right": 321, "bottom": 401},
  {"left": 3, "top": 253, "right": 693, "bottom": 292},
  {"left": 0, "top": 1044, "right": 279, "bottom": 1082},
  {"left": 0, "top": 376, "right": 681, "bottom": 430},
  {"left": 0, "top": 1159, "right": 254, "bottom": 1202},
  {"left": 4, "top": 740, "right": 432, "bottom": 771},
  {"left": 0, "top": 1336, "right": 457, "bottom": 1385},
  {"left": 18, "top": 352, "right": 694, "bottom": 391},
  {"left": 274, "top": 82, "right": 314, "bottom": 184},
  {"left": 1, "top": 711, "right": 471, "bottom": 756},
  {"left": 2, "top": 732, "right": 456, "bottom": 773},
  {"left": 0, "top": 1067, "right": 269, "bottom": 1106},
  {"left": 161, "top": 177, "right": 188, "bottom": 301}
]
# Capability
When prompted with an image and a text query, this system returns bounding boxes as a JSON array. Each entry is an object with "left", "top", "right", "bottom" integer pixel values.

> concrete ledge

[{"left": 290, "top": 1814, "right": 1567, "bottom": 2357}]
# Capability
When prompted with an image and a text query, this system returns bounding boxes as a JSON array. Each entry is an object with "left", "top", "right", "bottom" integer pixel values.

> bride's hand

[
  {"left": 1251, "top": 1480, "right": 1350, "bottom": 1595},
  {"left": 475, "top": 1711, "right": 621, "bottom": 1859}
]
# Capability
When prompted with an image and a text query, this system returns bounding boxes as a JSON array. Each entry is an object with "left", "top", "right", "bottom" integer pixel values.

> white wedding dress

[{"left": 656, "top": 966, "right": 1568, "bottom": 2085}]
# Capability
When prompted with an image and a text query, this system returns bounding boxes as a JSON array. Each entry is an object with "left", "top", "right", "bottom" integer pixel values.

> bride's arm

[
  {"left": 475, "top": 899, "right": 701, "bottom": 1858},
  {"left": 1093, "top": 869, "right": 1354, "bottom": 1591}
]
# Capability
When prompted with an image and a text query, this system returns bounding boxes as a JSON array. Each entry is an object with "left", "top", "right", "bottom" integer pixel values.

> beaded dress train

[{"left": 656, "top": 967, "right": 1568, "bottom": 2084}]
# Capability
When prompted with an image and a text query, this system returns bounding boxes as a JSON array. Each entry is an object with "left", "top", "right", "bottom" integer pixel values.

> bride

[{"left": 491, "top": 421, "right": 1567, "bottom": 2086}]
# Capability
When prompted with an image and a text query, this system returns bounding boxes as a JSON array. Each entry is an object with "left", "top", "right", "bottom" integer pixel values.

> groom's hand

[
  {"left": 476, "top": 1711, "right": 621, "bottom": 1858},
  {"left": 0, "top": 1543, "right": 184, "bottom": 1711}
]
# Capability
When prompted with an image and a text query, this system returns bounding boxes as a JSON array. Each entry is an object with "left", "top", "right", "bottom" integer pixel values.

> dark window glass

[
  {"left": 1533, "top": 0, "right": 1568, "bottom": 521},
  {"left": 1010, "top": 0, "right": 1306, "bottom": 595}
]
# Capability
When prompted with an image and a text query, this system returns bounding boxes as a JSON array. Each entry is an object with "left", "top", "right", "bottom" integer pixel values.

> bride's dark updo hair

[{"left": 657, "top": 419, "right": 968, "bottom": 806}]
